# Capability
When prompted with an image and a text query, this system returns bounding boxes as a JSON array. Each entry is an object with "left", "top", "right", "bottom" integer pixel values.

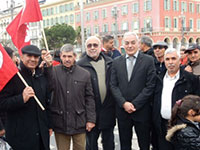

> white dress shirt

[{"left": 161, "top": 70, "right": 180, "bottom": 120}]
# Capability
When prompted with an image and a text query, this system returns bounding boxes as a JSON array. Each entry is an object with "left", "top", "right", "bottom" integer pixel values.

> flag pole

[
  {"left": 40, "top": 21, "right": 49, "bottom": 52},
  {"left": 17, "top": 72, "right": 45, "bottom": 110}
]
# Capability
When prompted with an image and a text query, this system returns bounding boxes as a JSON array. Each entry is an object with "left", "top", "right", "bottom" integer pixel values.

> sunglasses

[
  {"left": 154, "top": 46, "right": 165, "bottom": 50},
  {"left": 87, "top": 43, "right": 99, "bottom": 49}
]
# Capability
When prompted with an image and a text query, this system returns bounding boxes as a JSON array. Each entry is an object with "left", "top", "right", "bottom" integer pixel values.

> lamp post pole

[
  {"left": 80, "top": 0, "right": 85, "bottom": 53},
  {"left": 112, "top": 6, "right": 118, "bottom": 47},
  {"left": 180, "top": 11, "right": 185, "bottom": 46}
]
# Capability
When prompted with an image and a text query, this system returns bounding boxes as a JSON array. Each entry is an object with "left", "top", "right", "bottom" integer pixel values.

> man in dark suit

[{"left": 110, "top": 32, "right": 156, "bottom": 150}]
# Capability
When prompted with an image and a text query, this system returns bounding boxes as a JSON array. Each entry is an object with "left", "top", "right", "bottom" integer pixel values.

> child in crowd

[{"left": 166, "top": 95, "right": 200, "bottom": 150}]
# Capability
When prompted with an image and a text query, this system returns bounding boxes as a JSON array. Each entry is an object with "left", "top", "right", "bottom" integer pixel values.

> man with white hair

[
  {"left": 110, "top": 32, "right": 156, "bottom": 150},
  {"left": 152, "top": 48, "right": 200, "bottom": 150},
  {"left": 77, "top": 36, "right": 116, "bottom": 150}
]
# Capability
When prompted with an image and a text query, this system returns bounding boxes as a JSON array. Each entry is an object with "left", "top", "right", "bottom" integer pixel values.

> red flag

[
  {"left": 0, "top": 44, "right": 18, "bottom": 91},
  {"left": 6, "top": 0, "right": 43, "bottom": 55}
]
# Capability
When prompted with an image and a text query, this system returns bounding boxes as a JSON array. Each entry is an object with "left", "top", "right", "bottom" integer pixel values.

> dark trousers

[
  {"left": 157, "top": 118, "right": 174, "bottom": 150},
  {"left": 117, "top": 117, "right": 151, "bottom": 150},
  {"left": 86, "top": 126, "right": 114, "bottom": 150}
]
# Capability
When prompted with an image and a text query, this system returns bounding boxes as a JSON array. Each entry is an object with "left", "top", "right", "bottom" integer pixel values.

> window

[
  {"left": 51, "top": 18, "right": 54, "bottom": 26},
  {"left": 59, "top": 5, "right": 64, "bottom": 13},
  {"left": 102, "top": 9, "right": 107, "bottom": 19},
  {"left": 51, "top": 8, "right": 54, "bottom": 15},
  {"left": 48, "top": 8, "right": 51, "bottom": 16},
  {"left": 43, "top": 20, "right": 46, "bottom": 27},
  {"left": 70, "top": 14, "right": 74, "bottom": 24},
  {"left": 111, "top": 23, "right": 117, "bottom": 32},
  {"left": 165, "top": 17, "right": 171, "bottom": 28},
  {"left": 197, "top": 19, "right": 200, "bottom": 30},
  {"left": 94, "top": 11, "right": 99, "bottom": 20},
  {"left": 144, "top": 18, "right": 152, "bottom": 29},
  {"left": 94, "top": 26, "right": 99, "bottom": 34},
  {"left": 144, "top": 0, "right": 152, "bottom": 11},
  {"left": 76, "top": 14, "right": 80, "bottom": 23},
  {"left": 102, "top": 24, "right": 109, "bottom": 32},
  {"left": 122, "top": 22, "right": 128, "bottom": 31},
  {"left": 47, "top": 19, "right": 49, "bottom": 26},
  {"left": 181, "top": 2, "right": 187, "bottom": 12},
  {"left": 189, "top": 3, "right": 194, "bottom": 13},
  {"left": 173, "top": 18, "right": 178, "bottom": 28},
  {"left": 173, "top": 0, "right": 179, "bottom": 11},
  {"left": 65, "top": 4, "right": 69, "bottom": 12},
  {"left": 86, "top": 27, "right": 91, "bottom": 37},
  {"left": 70, "top": 3, "right": 74, "bottom": 11},
  {"left": 65, "top": 15, "right": 68, "bottom": 24},
  {"left": 189, "top": 19, "right": 193, "bottom": 29},
  {"left": 132, "top": 20, "right": 139, "bottom": 30},
  {"left": 121, "top": 5, "right": 128, "bottom": 15},
  {"left": 60, "top": 16, "right": 64, "bottom": 24},
  {"left": 86, "top": 12, "right": 90, "bottom": 21},
  {"left": 132, "top": 3, "right": 139, "bottom": 13},
  {"left": 164, "top": 0, "right": 170, "bottom": 10},
  {"left": 197, "top": 4, "right": 200, "bottom": 13}
]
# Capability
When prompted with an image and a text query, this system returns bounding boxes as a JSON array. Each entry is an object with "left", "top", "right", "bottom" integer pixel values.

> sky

[{"left": 1, "top": 0, "right": 55, "bottom": 11}]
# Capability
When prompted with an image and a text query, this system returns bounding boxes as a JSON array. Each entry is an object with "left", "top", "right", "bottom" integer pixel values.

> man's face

[
  {"left": 123, "top": 34, "right": 139, "bottom": 56},
  {"left": 86, "top": 38, "right": 101, "bottom": 60},
  {"left": 180, "top": 50, "right": 187, "bottom": 59},
  {"left": 187, "top": 49, "right": 200, "bottom": 62},
  {"left": 104, "top": 39, "right": 114, "bottom": 51},
  {"left": 60, "top": 51, "right": 76, "bottom": 68},
  {"left": 140, "top": 43, "right": 145, "bottom": 51},
  {"left": 164, "top": 51, "right": 180, "bottom": 75},
  {"left": 41, "top": 50, "right": 47, "bottom": 60},
  {"left": 21, "top": 54, "right": 40, "bottom": 71},
  {"left": 154, "top": 45, "right": 166, "bottom": 59}
]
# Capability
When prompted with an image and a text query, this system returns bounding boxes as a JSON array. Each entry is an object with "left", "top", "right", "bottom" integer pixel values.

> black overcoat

[{"left": 0, "top": 63, "right": 51, "bottom": 150}]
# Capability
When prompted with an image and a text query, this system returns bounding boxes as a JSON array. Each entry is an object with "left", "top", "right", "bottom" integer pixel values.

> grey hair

[
  {"left": 85, "top": 36, "right": 101, "bottom": 48},
  {"left": 140, "top": 36, "right": 152, "bottom": 47},
  {"left": 123, "top": 32, "right": 139, "bottom": 41},
  {"left": 164, "top": 48, "right": 181, "bottom": 59},
  {"left": 60, "top": 43, "right": 75, "bottom": 55}
]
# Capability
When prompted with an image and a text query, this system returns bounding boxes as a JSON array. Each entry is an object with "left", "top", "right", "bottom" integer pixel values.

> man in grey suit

[{"left": 110, "top": 32, "right": 156, "bottom": 150}]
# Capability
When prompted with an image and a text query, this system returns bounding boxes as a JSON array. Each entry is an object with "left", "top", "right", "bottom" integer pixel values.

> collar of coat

[{"left": 78, "top": 52, "right": 112, "bottom": 67}]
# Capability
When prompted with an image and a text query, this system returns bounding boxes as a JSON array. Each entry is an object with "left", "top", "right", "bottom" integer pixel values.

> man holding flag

[{"left": 0, "top": 44, "right": 52, "bottom": 150}]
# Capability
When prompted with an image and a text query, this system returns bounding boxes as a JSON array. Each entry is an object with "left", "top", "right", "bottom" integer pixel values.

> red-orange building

[{"left": 75, "top": 0, "right": 200, "bottom": 49}]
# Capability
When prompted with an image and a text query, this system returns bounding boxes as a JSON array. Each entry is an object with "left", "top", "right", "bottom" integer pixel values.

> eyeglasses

[
  {"left": 154, "top": 46, "right": 165, "bottom": 50},
  {"left": 87, "top": 43, "right": 99, "bottom": 49}
]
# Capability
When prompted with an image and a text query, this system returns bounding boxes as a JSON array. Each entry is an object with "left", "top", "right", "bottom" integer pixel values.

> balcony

[
  {"left": 181, "top": 27, "right": 190, "bottom": 32},
  {"left": 141, "top": 27, "right": 153, "bottom": 33}
]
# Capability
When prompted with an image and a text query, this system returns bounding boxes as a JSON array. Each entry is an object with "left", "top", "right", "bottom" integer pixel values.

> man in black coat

[
  {"left": 0, "top": 45, "right": 51, "bottom": 150},
  {"left": 152, "top": 48, "right": 200, "bottom": 150},
  {"left": 110, "top": 32, "right": 156, "bottom": 150},
  {"left": 77, "top": 36, "right": 116, "bottom": 150}
]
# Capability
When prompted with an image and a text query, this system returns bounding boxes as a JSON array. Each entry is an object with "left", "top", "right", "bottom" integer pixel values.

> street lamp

[
  {"left": 180, "top": 11, "right": 185, "bottom": 46},
  {"left": 111, "top": 6, "right": 119, "bottom": 47}
]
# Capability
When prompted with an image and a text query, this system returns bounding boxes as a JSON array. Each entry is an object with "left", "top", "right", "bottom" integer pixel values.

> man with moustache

[
  {"left": 110, "top": 32, "right": 156, "bottom": 150},
  {"left": 44, "top": 44, "right": 96, "bottom": 150},
  {"left": 0, "top": 45, "right": 52, "bottom": 150},
  {"left": 152, "top": 48, "right": 200, "bottom": 150},
  {"left": 184, "top": 44, "right": 200, "bottom": 76},
  {"left": 77, "top": 36, "right": 116, "bottom": 150}
]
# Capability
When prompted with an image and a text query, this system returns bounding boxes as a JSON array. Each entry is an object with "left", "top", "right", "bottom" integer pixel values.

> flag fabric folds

[
  {"left": 0, "top": 43, "right": 18, "bottom": 91},
  {"left": 6, "top": 0, "right": 43, "bottom": 55}
]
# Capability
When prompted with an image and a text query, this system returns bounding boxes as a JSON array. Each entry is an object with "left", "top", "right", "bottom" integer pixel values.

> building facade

[{"left": 75, "top": 0, "right": 200, "bottom": 49}]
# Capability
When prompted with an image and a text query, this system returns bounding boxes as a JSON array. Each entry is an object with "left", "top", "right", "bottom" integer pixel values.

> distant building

[{"left": 75, "top": 0, "right": 200, "bottom": 49}]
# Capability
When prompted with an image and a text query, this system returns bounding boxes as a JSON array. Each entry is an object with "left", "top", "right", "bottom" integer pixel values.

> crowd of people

[{"left": 0, "top": 32, "right": 200, "bottom": 150}]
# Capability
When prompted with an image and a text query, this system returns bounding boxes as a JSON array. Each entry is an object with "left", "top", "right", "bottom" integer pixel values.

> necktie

[{"left": 127, "top": 56, "right": 134, "bottom": 81}]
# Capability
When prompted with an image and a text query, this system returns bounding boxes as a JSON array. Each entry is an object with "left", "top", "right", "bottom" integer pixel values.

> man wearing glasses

[
  {"left": 153, "top": 42, "right": 168, "bottom": 76},
  {"left": 77, "top": 36, "right": 116, "bottom": 150},
  {"left": 110, "top": 32, "right": 156, "bottom": 150}
]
